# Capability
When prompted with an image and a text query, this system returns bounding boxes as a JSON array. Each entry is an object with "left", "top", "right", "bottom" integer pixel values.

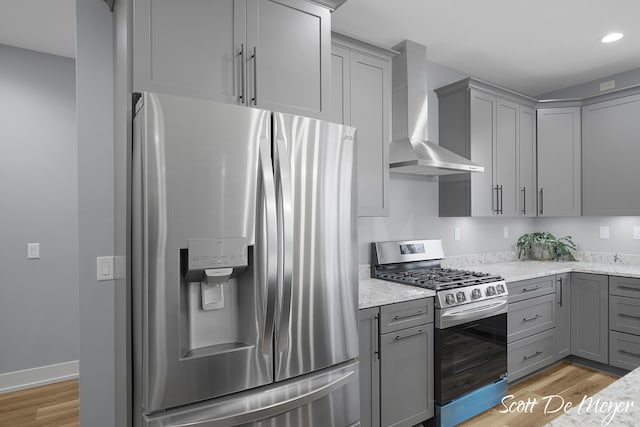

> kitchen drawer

[
  {"left": 609, "top": 295, "right": 640, "bottom": 336},
  {"left": 507, "top": 276, "right": 555, "bottom": 304},
  {"left": 507, "top": 293, "right": 556, "bottom": 343},
  {"left": 380, "top": 298, "right": 433, "bottom": 334},
  {"left": 507, "top": 329, "right": 555, "bottom": 382},
  {"left": 609, "top": 276, "right": 640, "bottom": 299},
  {"left": 609, "top": 330, "right": 640, "bottom": 371}
]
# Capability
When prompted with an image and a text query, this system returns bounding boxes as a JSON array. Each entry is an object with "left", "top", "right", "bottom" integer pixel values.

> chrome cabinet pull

[
  {"left": 251, "top": 46, "right": 258, "bottom": 106},
  {"left": 393, "top": 310, "right": 424, "bottom": 321},
  {"left": 521, "top": 187, "right": 526, "bottom": 215},
  {"left": 523, "top": 350, "right": 543, "bottom": 360},
  {"left": 493, "top": 185, "right": 500, "bottom": 214},
  {"left": 558, "top": 276, "right": 563, "bottom": 307},
  {"left": 539, "top": 188, "right": 544, "bottom": 215},
  {"left": 374, "top": 314, "right": 380, "bottom": 360},
  {"left": 618, "top": 285, "right": 640, "bottom": 293},
  {"left": 239, "top": 44, "right": 246, "bottom": 104},
  {"left": 522, "top": 286, "right": 541, "bottom": 293},
  {"left": 499, "top": 184, "right": 504, "bottom": 214},
  {"left": 394, "top": 329, "right": 426, "bottom": 341},
  {"left": 523, "top": 314, "right": 541, "bottom": 322},
  {"left": 618, "top": 349, "right": 640, "bottom": 358},
  {"left": 619, "top": 313, "right": 640, "bottom": 320}
]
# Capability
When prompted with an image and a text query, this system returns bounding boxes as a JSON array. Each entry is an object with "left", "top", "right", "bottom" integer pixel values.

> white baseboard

[{"left": 0, "top": 360, "right": 79, "bottom": 394}]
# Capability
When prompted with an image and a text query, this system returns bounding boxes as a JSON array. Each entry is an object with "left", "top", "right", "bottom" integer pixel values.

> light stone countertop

[
  {"left": 358, "top": 278, "right": 435, "bottom": 309},
  {"left": 545, "top": 366, "right": 640, "bottom": 427}
]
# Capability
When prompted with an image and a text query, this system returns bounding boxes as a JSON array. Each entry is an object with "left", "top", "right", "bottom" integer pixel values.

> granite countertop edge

[{"left": 359, "top": 260, "right": 640, "bottom": 309}]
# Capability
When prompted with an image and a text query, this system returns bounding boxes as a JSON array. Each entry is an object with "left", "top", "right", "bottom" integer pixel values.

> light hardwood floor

[
  {"left": 459, "top": 361, "right": 619, "bottom": 427},
  {"left": 0, "top": 380, "right": 78, "bottom": 427}
]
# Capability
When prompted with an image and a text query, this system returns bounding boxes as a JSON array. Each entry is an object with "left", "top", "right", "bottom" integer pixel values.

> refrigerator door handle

[
  {"left": 258, "top": 137, "right": 278, "bottom": 356},
  {"left": 274, "top": 131, "right": 294, "bottom": 354},
  {"left": 144, "top": 364, "right": 358, "bottom": 427}
]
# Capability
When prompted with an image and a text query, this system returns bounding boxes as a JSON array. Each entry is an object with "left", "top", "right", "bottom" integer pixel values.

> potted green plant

[{"left": 516, "top": 232, "right": 577, "bottom": 261}]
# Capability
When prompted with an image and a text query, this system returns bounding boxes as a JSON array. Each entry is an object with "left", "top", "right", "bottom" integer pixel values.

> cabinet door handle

[
  {"left": 374, "top": 314, "right": 380, "bottom": 360},
  {"left": 617, "top": 285, "right": 640, "bottom": 293},
  {"left": 523, "top": 350, "right": 543, "bottom": 360},
  {"left": 493, "top": 185, "right": 500, "bottom": 214},
  {"left": 393, "top": 310, "right": 424, "bottom": 321},
  {"left": 394, "top": 329, "right": 426, "bottom": 341},
  {"left": 523, "top": 314, "right": 541, "bottom": 322},
  {"left": 539, "top": 188, "right": 544, "bottom": 215},
  {"left": 618, "top": 349, "right": 640, "bottom": 358},
  {"left": 522, "top": 286, "right": 541, "bottom": 293},
  {"left": 239, "top": 44, "right": 246, "bottom": 104},
  {"left": 499, "top": 185, "right": 504, "bottom": 214},
  {"left": 521, "top": 187, "right": 526, "bottom": 215},
  {"left": 558, "top": 276, "right": 563, "bottom": 307},
  {"left": 251, "top": 46, "right": 258, "bottom": 106}
]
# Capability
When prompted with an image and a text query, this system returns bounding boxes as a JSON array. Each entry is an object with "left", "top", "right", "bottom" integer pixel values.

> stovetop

[{"left": 375, "top": 267, "right": 502, "bottom": 291}]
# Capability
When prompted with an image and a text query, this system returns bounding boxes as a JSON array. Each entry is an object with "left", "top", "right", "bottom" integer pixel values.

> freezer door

[
  {"left": 272, "top": 113, "right": 359, "bottom": 381},
  {"left": 132, "top": 93, "right": 275, "bottom": 414},
  {"left": 142, "top": 361, "right": 360, "bottom": 427}
]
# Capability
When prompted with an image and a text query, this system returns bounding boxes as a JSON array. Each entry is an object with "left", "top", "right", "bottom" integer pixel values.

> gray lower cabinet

[
  {"left": 582, "top": 92, "right": 640, "bottom": 215},
  {"left": 609, "top": 276, "right": 640, "bottom": 370},
  {"left": 379, "top": 298, "right": 434, "bottom": 427},
  {"left": 536, "top": 106, "right": 581, "bottom": 217},
  {"left": 134, "top": 0, "right": 331, "bottom": 119},
  {"left": 331, "top": 33, "right": 394, "bottom": 217},
  {"left": 359, "top": 307, "right": 380, "bottom": 427},
  {"left": 555, "top": 273, "right": 571, "bottom": 359},
  {"left": 570, "top": 273, "right": 608, "bottom": 363},
  {"left": 507, "top": 276, "right": 557, "bottom": 382}
]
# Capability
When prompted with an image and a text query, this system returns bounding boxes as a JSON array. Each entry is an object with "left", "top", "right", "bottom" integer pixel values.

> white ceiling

[
  {"left": 2, "top": 0, "right": 640, "bottom": 96},
  {"left": 333, "top": 0, "right": 640, "bottom": 96},
  {"left": 0, "top": 0, "right": 76, "bottom": 59}
]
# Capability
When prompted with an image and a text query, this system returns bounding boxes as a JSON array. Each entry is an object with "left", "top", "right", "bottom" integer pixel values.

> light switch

[
  {"left": 503, "top": 226, "right": 509, "bottom": 238},
  {"left": 634, "top": 227, "right": 640, "bottom": 240},
  {"left": 600, "top": 226, "right": 610, "bottom": 239},
  {"left": 97, "top": 256, "right": 115, "bottom": 281},
  {"left": 27, "top": 243, "right": 40, "bottom": 259},
  {"left": 454, "top": 227, "right": 461, "bottom": 241}
]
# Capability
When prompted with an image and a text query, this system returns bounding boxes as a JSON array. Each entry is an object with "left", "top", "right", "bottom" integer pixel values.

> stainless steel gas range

[{"left": 371, "top": 239, "right": 508, "bottom": 427}]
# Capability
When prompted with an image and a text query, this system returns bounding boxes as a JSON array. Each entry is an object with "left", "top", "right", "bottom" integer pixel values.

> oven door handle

[{"left": 437, "top": 299, "right": 508, "bottom": 329}]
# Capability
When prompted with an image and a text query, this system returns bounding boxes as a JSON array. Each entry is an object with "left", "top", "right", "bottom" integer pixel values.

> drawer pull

[
  {"left": 522, "top": 286, "right": 541, "bottom": 293},
  {"left": 618, "top": 285, "right": 640, "bottom": 292},
  {"left": 395, "top": 329, "right": 426, "bottom": 341},
  {"left": 393, "top": 310, "right": 424, "bottom": 321},
  {"left": 619, "top": 313, "right": 640, "bottom": 320},
  {"left": 523, "top": 350, "right": 543, "bottom": 360},
  {"left": 523, "top": 314, "right": 541, "bottom": 322},
  {"left": 618, "top": 349, "right": 640, "bottom": 358}
]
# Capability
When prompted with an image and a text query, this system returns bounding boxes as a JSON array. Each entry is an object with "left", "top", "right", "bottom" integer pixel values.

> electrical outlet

[
  {"left": 600, "top": 226, "right": 610, "bottom": 239},
  {"left": 503, "top": 226, "right": 509, "bottom": 238},
  {"left": 634, "top": 226, "right": 640, "bottom": 240},
  {"left": 97, "top": 256, "right": 115, "bottom": 281},
  {"left": 454, "top": 227, "right": 461, "bottom": 241},
  {"left": 27, "top": 243, "right": 40, "bottom": 259}
]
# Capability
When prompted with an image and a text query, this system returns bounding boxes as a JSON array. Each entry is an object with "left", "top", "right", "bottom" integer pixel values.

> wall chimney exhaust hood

[{"left": 389, "top": 40, "right": 484, "bottom": 176}]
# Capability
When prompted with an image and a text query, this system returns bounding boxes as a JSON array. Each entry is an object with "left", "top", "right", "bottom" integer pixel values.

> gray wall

[
  {"left": 538, "top": 67, "right": 640, "bottom": 99},
  {"left": 76, "top": 0, "right": 117, "bottom": 425},
  {"left": 358, "top": 59, "right": 536, "bottom": 262},
  {"left": 0, "top": 44, "right": 78, "bottom": 375}
]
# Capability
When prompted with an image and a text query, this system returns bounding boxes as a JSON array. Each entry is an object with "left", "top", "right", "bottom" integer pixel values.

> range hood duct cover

[{"left": 389, "top": 40, "right": 484, "bottom": 176}]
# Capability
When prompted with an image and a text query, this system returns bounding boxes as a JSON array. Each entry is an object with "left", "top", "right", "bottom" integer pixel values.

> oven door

[{"left": 435, "top": 303, "right": 507, "bottom": 404}]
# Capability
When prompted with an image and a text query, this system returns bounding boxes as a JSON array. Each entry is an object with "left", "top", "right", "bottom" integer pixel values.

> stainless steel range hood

[{"left": 389, "top": 40, "right": 484, "bottom": 176}]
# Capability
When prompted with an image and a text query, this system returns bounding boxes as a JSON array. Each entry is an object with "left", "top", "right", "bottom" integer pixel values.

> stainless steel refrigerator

[{"left": 132, "top": 92, "right": 359, "bottom": 427}]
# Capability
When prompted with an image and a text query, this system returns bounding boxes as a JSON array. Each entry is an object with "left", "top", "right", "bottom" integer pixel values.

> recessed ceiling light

[{"left": 602, "top": 33, "right": 624, "bottom": 43}]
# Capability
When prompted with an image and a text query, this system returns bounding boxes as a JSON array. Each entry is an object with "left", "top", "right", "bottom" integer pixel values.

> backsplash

[{"left": 573, "top": 251, "right": 640, "bottom": 266}]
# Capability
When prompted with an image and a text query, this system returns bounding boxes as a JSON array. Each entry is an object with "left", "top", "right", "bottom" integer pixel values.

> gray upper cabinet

[
  {"left": 536, "top": 106, "right": 581, "bottom": 217},
  {"left": 570, "top": 273, "right": 608, "bottom": 364},
  {"left": 134, "top": 0, "right": 331, "bottom": 119},
  {"left": 437, "top": 79, "right": 537, "bottom": 217},
  {"left": 518, "top": 106, "right": 537, "bottom": 217},
  {"left": 582, "top": 92, "right": 640, "bottom": 216},
  {"left": 331, "top": 33, "right": 394, "bottom": 217}
]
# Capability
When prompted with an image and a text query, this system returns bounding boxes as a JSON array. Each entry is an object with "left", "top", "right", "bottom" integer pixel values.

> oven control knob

[
  {"left": 486, "top": 286, "right": 496, "bottom": 296},
  {"left": 445, "top": 293, "right": 456, "bottom": 305},
  {"left": 456, "top": 291, "right": 466, "bottom": 303},
  {"left": 471, "top": 288, "right": 482, "bottom": 300},
  {"left": 496, "top": 284, "right": 506, "bottom": 294}
]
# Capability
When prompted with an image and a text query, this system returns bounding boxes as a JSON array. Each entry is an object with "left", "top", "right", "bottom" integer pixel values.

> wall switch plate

[
  {"left": 97, "top": 256, "right": 115, "bottom": 281},
  {"left": 600, "top": 226, "right": 610, "bottom": 239},
  {"left": 454, "top": 227, "right": 461, "bottom": 241},
  {"left": 600, "top": 80, "right": 616, "bottom": 91},
  {"left": 634, "top": 227, "right": 640, "bottom": 240},
  {"left": 27, "top": 243, "right": 40, "bottom": 259},
  {"left": 503, "top": 226, "right": 509, "bottom": 238}
]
